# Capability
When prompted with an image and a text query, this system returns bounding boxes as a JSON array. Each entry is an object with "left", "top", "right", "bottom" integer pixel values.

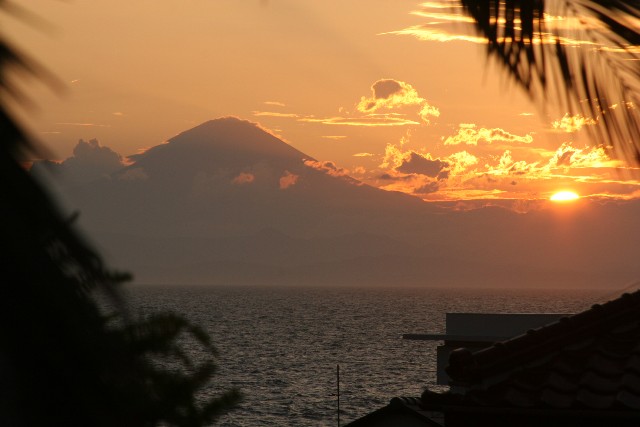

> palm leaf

[
  {"left": 459, "top": 0, "right": 640, "bottom": 161},
  {"left": 0, "top": 3, "right": 239, "bottom": 425}
]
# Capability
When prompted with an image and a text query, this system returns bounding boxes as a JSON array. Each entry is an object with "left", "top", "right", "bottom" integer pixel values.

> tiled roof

[
  {"left": 421, "top": 290, "right": 640, "bottom": 415},
  {"left": 345, "top": 397, "right": 443, "bottom": 426}
]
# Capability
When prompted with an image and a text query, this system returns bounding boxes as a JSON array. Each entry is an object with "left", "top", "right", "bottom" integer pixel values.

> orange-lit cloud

[
  {"left": 299, "top": 116, "right": 420, "bottom": 127},
  {"left": 352, "top": 166, "right": 367, "bottom": 175},
  {"left": 279, "top": 171, "right": 299, "bottom": 189},
  {"left": 382, "top": 25, "right": 488, "bottom": 44},
  {"left": 445, "top": 151, "right": 479, "bottom": 175},
  {"left": 264, "top": 101, "right": 286, "bottom": 107},
  {"left": 377, "top": 171, "right": 443, "bottom": 195},
  {"left": 546, "top": 142, "right": 618, "bottom": 169},
  {"left": 486, "top": 150, "right": 539, "bottom": 177},
  {"left": 552, "top": 113, "right": 597, "bottom": 132},
  {"left": 322, "top": 135, "right": 347, "bottom": 140},
  {"left": 444, "top": 124, "right": 533, "bottom": 145},
  {"left": 385, "top": 3, "right": 602, "bottom": 48},
  {"left": 304, "top": 159, "right": 349, "bottom": 177},
  {"left": 56, "top": 122, "right": 111, "bottom": 127},
  {"left": 358, "top": 130, "right": 639, "bottom": 203},
  {"left": 376, "top": 141, "right": 452, "bottom": 195},
  {"left": 356, "top": 79, "right": 440, "bottom": 124},
  {"left": 253, "top": 111, "right": 300, "bottom": 118},
  {"left": 354, "top": 152, "right": 375, "bottom": 157},
  {"left": 396, "top": 152, "right": 448, "bottom": 177},
  {"left": 409, "top": 10, "right": 476, "bottom": 24},
  {"left": 232, "top": 172, "right": 255, "bottom": 185}
]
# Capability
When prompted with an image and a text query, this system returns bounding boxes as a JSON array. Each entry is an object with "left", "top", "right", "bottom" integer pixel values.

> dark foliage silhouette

[
  {"left": 0, "top": 5, "right": 239, "bottom": 426},
  {"left": 459, "top": 0, "right": 640, "bottom": 161}
]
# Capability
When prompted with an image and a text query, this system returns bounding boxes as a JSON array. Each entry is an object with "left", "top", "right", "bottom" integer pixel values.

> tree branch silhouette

[{"left": 0, "top": 4, "right": 239, "bottom": 426}]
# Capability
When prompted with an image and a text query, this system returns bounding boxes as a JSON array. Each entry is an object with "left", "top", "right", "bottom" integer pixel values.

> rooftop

[{"left": 421, "top": 289, "right": 640, "bottom": 418}]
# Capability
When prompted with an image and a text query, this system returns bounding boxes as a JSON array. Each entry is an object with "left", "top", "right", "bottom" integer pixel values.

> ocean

[{"left": 126, "top": 285, "right": 614, "bottom": 426}]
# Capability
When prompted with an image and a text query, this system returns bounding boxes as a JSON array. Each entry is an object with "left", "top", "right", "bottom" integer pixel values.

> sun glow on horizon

[{"left": 550, "top": 191, "right": 580, "bottom": 202}]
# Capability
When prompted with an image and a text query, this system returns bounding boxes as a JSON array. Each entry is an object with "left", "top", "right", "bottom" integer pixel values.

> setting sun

[{"left": 550, "top": 191, "right": 580, "bottom": 202}]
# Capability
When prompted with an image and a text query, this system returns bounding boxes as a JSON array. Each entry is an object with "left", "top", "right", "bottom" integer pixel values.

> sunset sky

[{"left": 10, "top": 0, "right": 640, "bottom": 207}]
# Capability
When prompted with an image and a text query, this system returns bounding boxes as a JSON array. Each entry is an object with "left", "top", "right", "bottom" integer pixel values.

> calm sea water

[{"left": 126, "top": 285, "right": 612, "bottom": 426}]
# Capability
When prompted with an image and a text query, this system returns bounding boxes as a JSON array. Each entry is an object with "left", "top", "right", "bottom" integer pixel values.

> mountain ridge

[{"left": 40, "top": 117, "right": 640, "bottom": 288}]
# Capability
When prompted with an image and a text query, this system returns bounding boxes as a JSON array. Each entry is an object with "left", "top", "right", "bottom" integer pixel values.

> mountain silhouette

[
  {"left": 51, "top": 117, "right": 640, "bottom": 288},
  {"left": 70, "top": 117, "right": 433, "bottom": 239}
]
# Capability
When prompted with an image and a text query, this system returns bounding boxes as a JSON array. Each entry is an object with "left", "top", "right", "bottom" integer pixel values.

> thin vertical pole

[{"left": 337, "top": 364, "right": 340, "bottom": 427}]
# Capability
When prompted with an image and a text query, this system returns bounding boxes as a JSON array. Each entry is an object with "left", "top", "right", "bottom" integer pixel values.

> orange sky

[{"left": 9, "top": 0, "right": 640, "bottom": 206}]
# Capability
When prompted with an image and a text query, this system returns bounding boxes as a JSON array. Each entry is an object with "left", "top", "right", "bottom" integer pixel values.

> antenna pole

[{"left": 337, "top": 364, "right": 340, "bottom": 427}]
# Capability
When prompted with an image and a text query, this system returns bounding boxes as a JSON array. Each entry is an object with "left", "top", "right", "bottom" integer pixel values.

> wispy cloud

[
  {"left": 384, "top": 3, "right": 602, "bottom": 48},
  {"left": 354, "top": 152, "right": 374, "bottom": 157},
  {"left": 444, "top": 124, "right": 533, "bottom": 145},
  {"left": 264, "top": 101, "right": 286, "bottom": 107},
  {"left": 253, "top": 111, "right": 300, "bottom": 118},
  {"left": 321, "top": 135, "right": 347, "bottom": 140},
  {"left": 382, "top": 25, "right": 488, "bottom": 44},
  {"left": 552, "top": 113, "right": 596, "bottom": 132},
  {"left": 55, "top": 122, "right": 111, "bottom": 127},
  {"left": 299, "top": 116, "right": 420, "bottom": 127}
]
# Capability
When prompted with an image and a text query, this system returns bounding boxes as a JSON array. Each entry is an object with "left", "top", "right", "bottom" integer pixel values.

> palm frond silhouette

[
  {"left": 460, "top": 0, "right": 640, "bottom": 161},
  {"left": 0, "top": 6, "right": 239, "bottom": 426}
]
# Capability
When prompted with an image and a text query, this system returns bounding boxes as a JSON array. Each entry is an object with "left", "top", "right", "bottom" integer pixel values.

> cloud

[
  {"left": 353, "top": 152, "right": 374, "bottom": 157},
  {"left": 257, "top": 80, "right": 438, "bottom": 128},
  {"left": 380, "top": 142, "right": 407, "bottom": 170},
  {"left": 279, "top": 171, "right": 299, "bottom": 189},
  {"left": 445, "top": 151, "right": 479, "bottom": 175},
  {"left": 486, "top": 150, "right": 539, "bottom": 176},
  {"left": 357, "top": 79, "right": 421, "bottom": 111},
  {"left": 552, "top": 113, "right": 597, "bottom": 132},
  {"left": 396, "top": 152, "right": 448, "bottom": 177},
  {"left": 414, "top": 181, "right": 441, "bottom": 194},
  {"left": 382, "top": 26, "right": 488, "bottom": 44},
  {"left": 377, "top": 170, "right": 445, "bottom": 196},
  {"left": 31, "top": 139, "right": 126, "bottom": 184},
  {"left": 376, "top": 140, "right": 452, "bottom": 196},
  {"left": 321, "top": 135, "right": 347, "bottom": 140},
  {"left": 383, "top": 5, "right": 602, "bottom": 48},
  {"left": 264, "top": 101, "right": 286, "bottom": 107},
  {"left": 356, "top": 79, "right": 440, "bottom": 124},
  {"left": 55, "top": 122, "right": 111, "bottom": 127},
  {"left": 547, "top": 142, "right": 617, "bottom": 168},
  {"left": 232, "top": 172, "right": 255, "bottom": 185},
  {"left": 253, "top": 111, "right": 300, "bottom": 118},
  {"left": 444, "top": 124, "right": 533, "bottom": 145},
  {"left": 303, "top": 159, "right": 349, "bottom": 177},
  {"left": 299, "top": 116, "right": 420, "bottom": 127}
]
